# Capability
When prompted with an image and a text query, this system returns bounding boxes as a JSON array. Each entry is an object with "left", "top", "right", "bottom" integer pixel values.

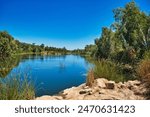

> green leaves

[{"left": 94, "top": 1, "right": 150, "bottom": 63}]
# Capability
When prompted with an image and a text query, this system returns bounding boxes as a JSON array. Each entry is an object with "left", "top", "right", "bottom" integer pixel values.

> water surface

[{"left": 0, "top": 55, "right": 92, "bottom": 96}]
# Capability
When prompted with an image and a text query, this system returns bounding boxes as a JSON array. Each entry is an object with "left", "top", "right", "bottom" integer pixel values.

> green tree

[{"left": 95, "top": 27, "right": 114, "bottom": 59}]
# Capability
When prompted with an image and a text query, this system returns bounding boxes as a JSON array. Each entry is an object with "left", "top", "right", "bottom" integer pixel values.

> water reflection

[
  {"left": 0, "top": 55, "right": 92, "bottom": 96},
  {"left": 0, "top": 56, "right": 21, "bottom": 78}
]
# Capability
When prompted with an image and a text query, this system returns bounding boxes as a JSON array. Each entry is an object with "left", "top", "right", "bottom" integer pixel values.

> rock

[
  {"left": 83, "top": 86, "right": 90, "bottom": 89},
  {"left": 79, "top": 88, "right": 92, "bottom": 95},
  {"left": 36, "top": 96, "right": 63, "bottom": 100},
  {"left": 95, "top": 78, "right": 107, "bottom": 88},
  {"left": 35, "top": 78, "right": 145, "bottom": 100},
  {"left": 79, "top": 90, "right": 87, "bottom": 94},
  {"left": 120, "top": 84, "right": 127, "bottom": 89},
  {"left": 105, "top": 81, "right": 115, "bottom": 89}
]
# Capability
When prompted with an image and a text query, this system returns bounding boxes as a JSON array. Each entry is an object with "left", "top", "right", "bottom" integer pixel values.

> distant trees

[{"left": 0, "top": 31, "right": 68, "bottom": 57}]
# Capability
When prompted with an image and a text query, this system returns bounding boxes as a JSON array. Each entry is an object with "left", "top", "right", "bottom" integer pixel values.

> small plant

[
  {"left": 86, "top": 69, "right": 95, "bottom": 87},
  {"left": 0, "top": 74, "right": 35, "bottom": 100}
]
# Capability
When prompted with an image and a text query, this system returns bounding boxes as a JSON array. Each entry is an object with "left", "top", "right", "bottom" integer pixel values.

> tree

[
  {"left": 95, "top": 27, "right": 114, "bottom": 59},
  {"left": 0, "top": 31, "right": 18, "bottom": 57},
  {"left": 113, "top": 1, "right": 150, "bottom": 55}
]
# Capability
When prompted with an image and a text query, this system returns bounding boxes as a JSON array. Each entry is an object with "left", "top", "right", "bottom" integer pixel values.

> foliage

[
  {"left": 137, "top": 59, "right": 150, "bottom": 82},
  {"left": 90, "top": 1, "right": 150, "bottom": 64},
  {"left": 93, "top": 60, "right": 125, "bottom": 82},
  {"left": 143, "top": 50, "right": 150, "bottom": 60},
  {"left": 0, "top": 31, "right": 18, "bottom": 57},
  {"left": 0, "top": 74, "right": 35, "bottom": 100},
  {"left": 0, "top": 31, "right": 68, "bottom": 57},
  {"left": 136, "top": 59, "right": 150, "bottom": 98},
  {"left": 71, "top": 49, "right": 85, "bottom": 55}
]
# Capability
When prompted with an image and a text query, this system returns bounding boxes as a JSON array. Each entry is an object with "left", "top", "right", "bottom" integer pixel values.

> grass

[
  {"left": 92, "top": 59, "right": 125, "bottom": 82},
  {"left": 136, "top": 59, "right": 150, "bottom": 99},
  {"left": 0, "top": 74, "right": 35, "bottom": 100},
  {"left": 86, "top": 69, "right": 95, "bottom": 87},
  {"left": 137, "top": 59, "right": 150, "bottom": 82}
]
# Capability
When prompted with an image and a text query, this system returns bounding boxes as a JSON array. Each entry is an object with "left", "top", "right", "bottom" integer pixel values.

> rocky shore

[{"left": 36, "top": 78, "right": 146, "bottom": 100}]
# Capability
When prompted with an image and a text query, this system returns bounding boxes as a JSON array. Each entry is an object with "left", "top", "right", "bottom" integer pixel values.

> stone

[
  {"left": 36, "top": 96, "right": 62, "bottom": 100},
  {"left": 35, "top": 78, "right": 145, "bottom": 100},
  {"left": 105, "top": 81, "right": 115, "bottom": 89},
  {"left": 95, "top": 78, "right": 107, "bottom": 88},
  {"left": 79, "top": 90, "right": 87, "bottom": 94}
]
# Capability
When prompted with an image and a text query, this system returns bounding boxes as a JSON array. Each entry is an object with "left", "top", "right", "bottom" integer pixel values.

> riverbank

[{"left": 36, "top": 78, "right": 146, "bottom": 100}]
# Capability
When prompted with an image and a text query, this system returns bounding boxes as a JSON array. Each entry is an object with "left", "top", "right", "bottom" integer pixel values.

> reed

[{"left": 0, "top": 74, "right": 35, "bottom": 100}]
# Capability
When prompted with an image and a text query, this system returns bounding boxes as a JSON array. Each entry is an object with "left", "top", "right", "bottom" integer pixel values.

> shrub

[
  {"left": 143, "top": 50, "right": 150, "bottom": 60},
  {"left": 0, "top": 74, "right": 35, "bottom": 100},
  {"left": 86, "top": 69, "right": 95, "bottom": 87},
  {"left": 136, "top": 59, "right": 150, "bottom": 98},
  {"left": 114, "top": 47, "right": 137, "bottom": 64},
  {"left": 93, "top": 59, "right": 125, "bottom": 82},
  {"left": 137, "top": 59, "right": 150, "bottom": 82}
]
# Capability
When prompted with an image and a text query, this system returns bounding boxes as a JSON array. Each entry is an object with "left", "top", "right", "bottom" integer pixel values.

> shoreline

[{"left": 36, "top": 78, "right": 146, "bottom": 100}]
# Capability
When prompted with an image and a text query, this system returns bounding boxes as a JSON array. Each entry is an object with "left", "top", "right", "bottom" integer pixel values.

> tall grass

[
  {"left": 93, "top": 59, "right": 125, "bottom": 82},
  {"left": 137, "top": 59, "right": 150, "bottom": 82},
  {"left": 86, "top": 69, "right": 95, "bottom": 87},
  {"left": 136, "top": 59, "right": 150, "bottom": 99},
  {"left": 0, "top": 74, "right": 35, "bottom": 100}
]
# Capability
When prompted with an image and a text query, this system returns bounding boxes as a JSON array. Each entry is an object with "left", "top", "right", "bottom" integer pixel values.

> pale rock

[
  {"left": 35, "top": 78, "right": 146, "bottom": 100},
  {"left": 95, "top": 78, "right": 107, "bottom": 88}
]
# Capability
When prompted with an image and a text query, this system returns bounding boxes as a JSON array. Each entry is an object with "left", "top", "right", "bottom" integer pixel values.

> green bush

[
  {"left": 93, "top": 59, "right": 125, "bottom": 82},
  {"left": 0, "top": 74, "right": 35, "bottom": 100},
  {"left": 143, "top": 50, "right": 150, "bottom": 60}
]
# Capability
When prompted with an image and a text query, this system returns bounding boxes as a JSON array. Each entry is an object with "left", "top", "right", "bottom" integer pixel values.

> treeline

[
  {"left": 0, "top": 31, "right": 68, "bottom": 57},
  {"left": 83, "top": 1, "right": 150, "bottom": 88},
  {"left": 84, "top": 1, "right": 150, "bottom": 64}
]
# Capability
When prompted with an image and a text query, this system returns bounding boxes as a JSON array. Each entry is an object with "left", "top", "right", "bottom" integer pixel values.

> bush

[
  {"left": 0, "top": 74, "right": 35, "bottom": 100},
  {"left": 137, "top": 59, "right": 150, "bottom": 82},
  {"left": 143, "top": 50, "right": 150, "bottom": 60},
  {"left": 114, "top": 47, "right": 137, "bottom": 64},
  {"left": 136, "top": 59, "right": 150, "bottom": 98},
  {"left": 93, "top": 59, "right": 125, "bottom": 82}
]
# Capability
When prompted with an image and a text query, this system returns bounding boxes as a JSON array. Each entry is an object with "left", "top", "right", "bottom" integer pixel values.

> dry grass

[
  {"left": 137, "top": 59, "right": 150, "bottom": 99},
  {"left": 137, "top": 59, "right": 150, "bottom": 82},
  {"left": 86, "top": 69, "right": 95, "bottom": 87},
  {"left": 0, "top": 74, "right": 35, "bottom": 100}
]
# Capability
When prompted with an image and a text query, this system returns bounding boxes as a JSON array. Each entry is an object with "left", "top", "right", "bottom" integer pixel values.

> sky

[{"left": 0, "top": 0, "right": 150, "bottom": 50}]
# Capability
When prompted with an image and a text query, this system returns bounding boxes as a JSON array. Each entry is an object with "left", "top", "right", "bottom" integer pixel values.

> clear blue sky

[{"left": 0, "top": 0, "right": 150, "bottom": 50}]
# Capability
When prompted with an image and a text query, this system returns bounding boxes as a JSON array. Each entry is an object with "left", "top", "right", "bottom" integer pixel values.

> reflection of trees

[{"left": 0, "top": 56, "right": 21, "bottom": 78}]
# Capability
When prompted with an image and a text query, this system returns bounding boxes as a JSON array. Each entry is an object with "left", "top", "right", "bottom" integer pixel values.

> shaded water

[{"left": 0, "top": 55, "right": 92, "bottom": 96}]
